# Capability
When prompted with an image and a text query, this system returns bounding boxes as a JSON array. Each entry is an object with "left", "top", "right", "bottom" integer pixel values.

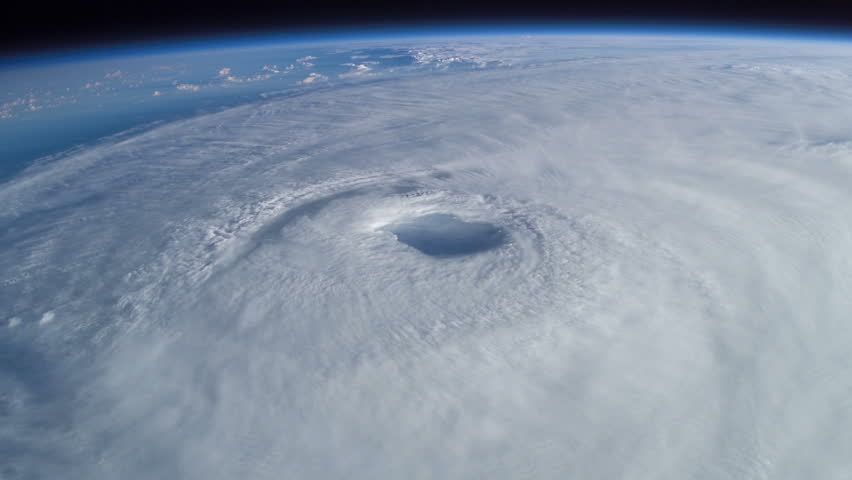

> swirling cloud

[{"left": 2, "top": 35, "right": 852, "bottom": 479}]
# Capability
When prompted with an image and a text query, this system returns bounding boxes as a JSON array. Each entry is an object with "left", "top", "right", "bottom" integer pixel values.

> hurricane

[{"left": 2, "top": 34, "right": 852, "bottom": 479}]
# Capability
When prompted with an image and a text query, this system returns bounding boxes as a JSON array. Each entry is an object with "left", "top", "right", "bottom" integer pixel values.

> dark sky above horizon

[{"left": 3, "top": 0, "right": 852, "bottom": 56}]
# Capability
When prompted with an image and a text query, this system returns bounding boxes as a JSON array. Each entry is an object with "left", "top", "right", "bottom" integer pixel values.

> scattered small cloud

[
  {"left": 262, "top": 64, "right": 294, "bottom": 74},
  {"left": 297, "top": 56, "right": 317, "bottom": 68},
  {"left": 153, "top": 90, "right": 162, "bottom": 96},
  {"left": 176, "top": 83, "right": 202, "bottom": 92},
  {"left": 105, "top": 70, "right": 123, "bottom": 79},
  {"left": 7, "top": 317, "right": 21, "bottom": 328},
  {"left": 39, "top": 311, "right": 55, "bottom": 325},
  {"left": 244, "top": 74, "right": 273, "bottom": 82},
  {"left": 1, "top": 95, "right": 47, "bottom": 118},
  {"left": 339, "top": 63, "right": 375, "bottom": 79},
  {"left": 215, "top": 65, "right": 291, "bottom": 84},
  {"left": 300, "top": 73, "right": 328, "bottom": 84}
]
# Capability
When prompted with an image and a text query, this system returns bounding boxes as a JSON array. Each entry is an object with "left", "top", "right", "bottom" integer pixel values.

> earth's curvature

[{"left": 2, "top": 32, "right": 852, "bottom": 479}]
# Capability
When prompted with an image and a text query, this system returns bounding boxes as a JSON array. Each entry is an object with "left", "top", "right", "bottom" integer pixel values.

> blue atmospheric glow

[{"left": 4, "top": 21, "right": 852, "bottom": 69}]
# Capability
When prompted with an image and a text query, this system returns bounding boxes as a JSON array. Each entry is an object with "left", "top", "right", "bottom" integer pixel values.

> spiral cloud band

[{"left": 2, "top": 36, "right": 852, "bottom": 479}]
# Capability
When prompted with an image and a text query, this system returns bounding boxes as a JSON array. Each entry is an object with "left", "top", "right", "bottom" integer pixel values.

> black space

[{"left": 3, "top": 0, "right": 852, "bottom": 57}]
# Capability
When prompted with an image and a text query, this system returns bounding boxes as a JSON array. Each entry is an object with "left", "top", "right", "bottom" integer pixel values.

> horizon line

[{"left": 3, "top": 20, "right": 852, "bottom": 68}]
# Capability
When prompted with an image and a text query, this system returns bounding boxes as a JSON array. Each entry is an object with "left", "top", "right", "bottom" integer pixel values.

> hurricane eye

[{"left": 385, "top": 213, "right": 507, "bottom": 257}]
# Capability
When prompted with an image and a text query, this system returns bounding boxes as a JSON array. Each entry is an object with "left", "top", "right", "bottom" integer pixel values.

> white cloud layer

[{"left": 2, "top": 36, "right": 852, "bottom": 479}]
